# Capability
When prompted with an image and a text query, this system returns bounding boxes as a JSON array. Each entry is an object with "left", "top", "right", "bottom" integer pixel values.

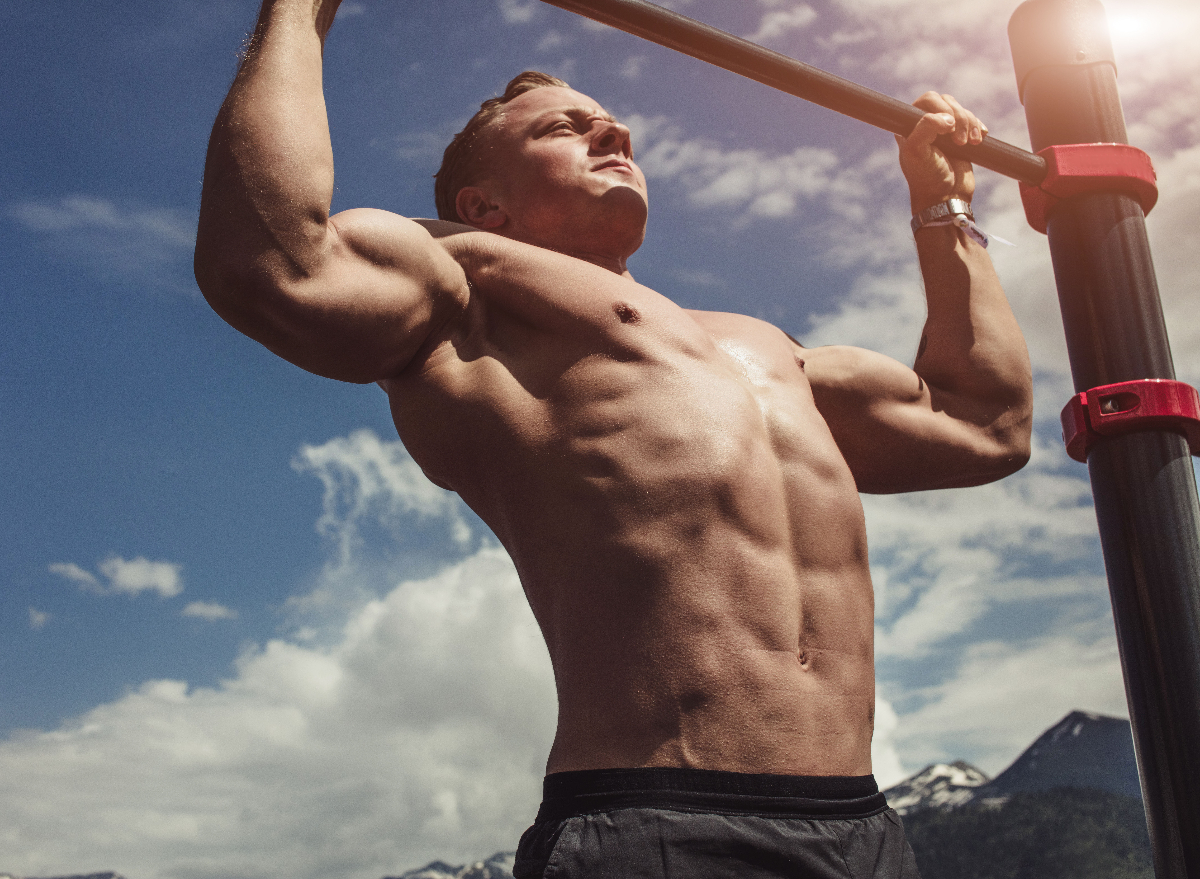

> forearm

[
  {"left": 195, "top": 0, "right": 342, "bottom": 304},
  {"left": 913, "top": 225, "right": 1032, "bottom": 430}
]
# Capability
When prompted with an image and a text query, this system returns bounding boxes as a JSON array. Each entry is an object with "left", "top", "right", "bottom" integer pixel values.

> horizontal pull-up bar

[{"left": 539, "top": 0, "right": 1048, "bottom": 186}]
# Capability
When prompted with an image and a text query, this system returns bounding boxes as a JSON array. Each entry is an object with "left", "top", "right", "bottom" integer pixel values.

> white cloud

[
  {"left": 1145, "top": 144, "right": 1200, "bottom": 387},
  {"left": 894, "top": 634, "right": 1128, "bottom": 775},
  {"left": 28, "top": 608, "right": 51, "bottom": 631},
  {"left": 282, "top": 430, "right": 478, "bottom": 638},
  {"left": 47, "top": 561, "right": 100, "bottom": 590},
  {"left": 866, "top": 460, "right": 1099, "bottom": 627},
  {"left": 0, "top": 547, "right": 554, "bottom": 879},
  {"left": 746, "top": 3, "right": 817, "bottom": 44},
  {"left": 673, "top": 267, "right": 726, "bottom": 289},
  {"left": 802, "top": 267, "right": 925, "bottom": 364},
  {"left": 293, "top": 429, "right": 473, "bottom": 570},
  {"left": 620, "top": 55, "right": 646, "bottom": 80},
  {"left": 630, "top": 114, "right": 873, "bottom": 226},
  {"left": 8, "top": 196, "right": 192, "bottom": 246},
  {"left": 537, "top": 29, "right": 566, "bottom": 52},
  {"left": 49, "top": 556, "right": 183, "bottom": 599},
  {"left": 6, "top": 195, "right": 195, "bottom": 292},
  {"left": 497, "top": 0, "right": 537, "bottom": 25},
  {"left": 871, "top": 695, "right": 906, "bottom": 788},
  {"left": 181, "top": 601, "right": 238, "bottom": 621},
  {"left": 98, "top": 556, "right": 184, "bottom": 599}
]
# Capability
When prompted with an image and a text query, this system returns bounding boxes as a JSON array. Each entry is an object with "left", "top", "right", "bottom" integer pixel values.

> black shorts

[{"left": 514, "top": 768, "right": 921, "bottom": 879}]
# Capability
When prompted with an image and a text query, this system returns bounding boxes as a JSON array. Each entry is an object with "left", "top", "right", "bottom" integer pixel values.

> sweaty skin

[{"left": 195, "top": 0, "right": 1032, "bottom": 777}]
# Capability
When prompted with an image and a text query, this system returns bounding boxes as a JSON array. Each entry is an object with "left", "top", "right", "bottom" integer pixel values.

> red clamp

[
  {"left": 1061, "top": 379, "right": 1200, "bottom": 462},
  {"left": 1021, "top": 144, "right": 1158, "bottom": 234}
]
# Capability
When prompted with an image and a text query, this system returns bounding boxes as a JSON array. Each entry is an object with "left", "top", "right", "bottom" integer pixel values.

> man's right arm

[{"left": 194, "top": 0, "right": 467, "bottom": 383}]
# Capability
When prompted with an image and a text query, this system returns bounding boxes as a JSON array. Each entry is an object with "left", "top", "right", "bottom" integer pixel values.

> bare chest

[{"left": 404, "top": 283, "right": 835, "bottom": 506}]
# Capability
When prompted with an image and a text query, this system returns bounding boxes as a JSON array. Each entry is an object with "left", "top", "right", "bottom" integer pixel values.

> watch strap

[{"left": 911, "top": 199, "right": 974, "bottom": 234}]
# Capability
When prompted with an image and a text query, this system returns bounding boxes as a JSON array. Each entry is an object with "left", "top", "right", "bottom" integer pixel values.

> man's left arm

[{"left": 804, "top": 92, "right": 1033, "bottom": 494}]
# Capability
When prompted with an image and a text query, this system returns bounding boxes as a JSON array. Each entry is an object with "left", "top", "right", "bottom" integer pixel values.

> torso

[{"left": 382, "top": 228, "right": 876, "bottom": 776}]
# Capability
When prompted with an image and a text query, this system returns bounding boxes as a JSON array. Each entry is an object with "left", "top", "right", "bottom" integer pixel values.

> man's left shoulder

[
  {"left": 685, "top": 310, "right": 808, "bottom": 383},
  {"left": 685, "top": 309, "right": 798, "bottom": 348}
]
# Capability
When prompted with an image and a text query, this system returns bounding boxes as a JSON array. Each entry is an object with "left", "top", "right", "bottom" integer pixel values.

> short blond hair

[{"left": 434, "top": 71, "right": 571, "bottom": 222}]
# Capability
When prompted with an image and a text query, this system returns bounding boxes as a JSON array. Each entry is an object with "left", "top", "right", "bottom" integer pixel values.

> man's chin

[{"left": 596, "top": 186, "right": 649, "bottom": 235}]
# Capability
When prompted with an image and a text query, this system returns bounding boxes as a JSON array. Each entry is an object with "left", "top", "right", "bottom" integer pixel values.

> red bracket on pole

[
  {"left": 1061, "top": 379, "right": 1200, "bottom": 462},
  {"left": 1020, "top": 143, "right": 1158, "bottom": 234}
]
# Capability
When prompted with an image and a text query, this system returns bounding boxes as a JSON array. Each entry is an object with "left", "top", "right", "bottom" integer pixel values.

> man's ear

[{"left": 455, "top": 187, "right": 507, "bottom": 230}]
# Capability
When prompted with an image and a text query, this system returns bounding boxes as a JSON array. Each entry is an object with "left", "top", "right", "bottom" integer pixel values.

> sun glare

[{"left": 1102, "top": 6, "right": 1197, "bottom": 59}]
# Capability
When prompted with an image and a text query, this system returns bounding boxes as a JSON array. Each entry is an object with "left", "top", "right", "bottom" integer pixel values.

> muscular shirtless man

[{"left": 195, "top": 1, "right": 1032, "bottom": 876}]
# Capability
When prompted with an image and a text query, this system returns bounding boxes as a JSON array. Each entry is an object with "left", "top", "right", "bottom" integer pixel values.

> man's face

[{"left": 476, "top": 87, "right": 649, "bottom": 259}]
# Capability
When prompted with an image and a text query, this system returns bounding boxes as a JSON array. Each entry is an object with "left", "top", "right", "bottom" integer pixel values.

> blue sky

[{"left": 2, "top": 0, "right": 1199, "bottom": 876}]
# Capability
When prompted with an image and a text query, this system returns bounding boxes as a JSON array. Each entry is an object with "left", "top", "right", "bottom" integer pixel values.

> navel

[{"left": 613, "top": 302, "right": 640, "bottom": 324}]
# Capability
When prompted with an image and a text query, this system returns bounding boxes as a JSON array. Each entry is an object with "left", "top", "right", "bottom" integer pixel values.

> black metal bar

[
  {"left": 1009, "top": 2, "right": 1200, "bottom": 877},
  {"left": 538, "top": 0, "right": 1048, "bottom": 185}
]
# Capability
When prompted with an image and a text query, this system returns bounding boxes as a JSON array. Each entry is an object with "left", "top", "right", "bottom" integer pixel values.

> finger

[
  {"left": 941, "top": 94, "right": 987, "bottom": 146},
  {"left": 903, "top": 110, "right": 956, "bottom": 152},
  {"left": 938, "top": 94, "right": 970, "bottom": 146},
  {"left": 911, "top": 90, "right": 952, "bottom": 115}
]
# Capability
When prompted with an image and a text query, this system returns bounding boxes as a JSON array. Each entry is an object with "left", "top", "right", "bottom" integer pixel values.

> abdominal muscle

[{"left": 525, "top": 441, "right": 877, "bottom": 778}]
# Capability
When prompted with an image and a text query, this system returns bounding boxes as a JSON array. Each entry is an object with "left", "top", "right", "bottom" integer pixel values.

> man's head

[
  {"left": 434, "top": 72, "right": 648, "bottom": 264},
  {"left": 435, "top": 72, "right": 570, "bottom": 223}
]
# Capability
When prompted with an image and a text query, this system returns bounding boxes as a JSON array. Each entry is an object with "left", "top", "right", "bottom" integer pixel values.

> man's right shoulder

[
  {"left": 407, "top": 219, "right": 529, "bottom": 289},
  {"left": 412, "top": 218, "right": 496, "bottom": 263}
]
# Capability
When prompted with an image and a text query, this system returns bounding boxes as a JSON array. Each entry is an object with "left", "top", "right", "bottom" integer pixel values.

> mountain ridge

[{"left": 883, "top": 710, "right": 1141, "bottom": 814}]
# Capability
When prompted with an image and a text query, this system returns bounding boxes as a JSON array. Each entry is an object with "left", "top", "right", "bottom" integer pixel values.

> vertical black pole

[{"left": 1009, "top": 2, "right": 1200, "bottom": 876}]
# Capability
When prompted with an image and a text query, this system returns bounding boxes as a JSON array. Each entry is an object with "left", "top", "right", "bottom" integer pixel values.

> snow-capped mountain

[
  {"left": 884, "top": 710, "right": 1141, "bottom": 813},
  {"left": 984, "top": 710, "right": 1141, "bottom": 799},
  {"left": 882, "top": 760, "right": 991, "bottom": 814},
  {"left": 388, "top": 851, "right": 515, "bottom": 879}
]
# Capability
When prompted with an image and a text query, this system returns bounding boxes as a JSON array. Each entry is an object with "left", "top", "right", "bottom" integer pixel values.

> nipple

[{"left": 613, "top": 303, "right": 640, "bottom": 324}]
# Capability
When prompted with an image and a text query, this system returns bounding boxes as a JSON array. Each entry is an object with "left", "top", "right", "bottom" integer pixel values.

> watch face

[{"left": 913, "top": 199, "right": 974, "bottom": 232}]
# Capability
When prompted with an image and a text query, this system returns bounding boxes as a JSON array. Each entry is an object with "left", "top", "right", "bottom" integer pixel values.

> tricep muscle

[{"left": 198, "top": 208, "right": 468, "bottom": 385}]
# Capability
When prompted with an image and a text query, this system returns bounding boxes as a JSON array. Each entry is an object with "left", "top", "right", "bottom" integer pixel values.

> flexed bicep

[{"left": 801, "top": 343, "right": 1029, "bottom": 494}]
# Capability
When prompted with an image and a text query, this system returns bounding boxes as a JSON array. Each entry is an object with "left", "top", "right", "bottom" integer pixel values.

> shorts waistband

[{"left": 537, "top": 768, "right": 887, "bottom": 822}]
